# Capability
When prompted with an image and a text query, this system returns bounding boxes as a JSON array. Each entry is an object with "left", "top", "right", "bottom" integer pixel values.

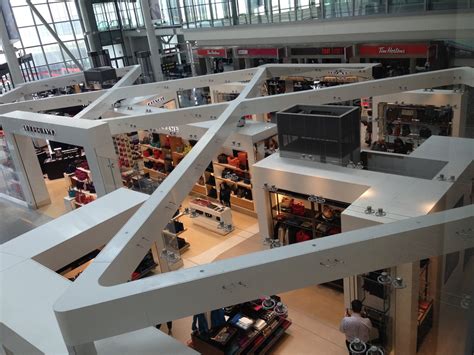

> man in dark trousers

[
  {"left": 156, "top": 322, "right": 173, "bottom": 335},
  {"left": 340, "top": 300, "right": 372, "bottom": 354}
]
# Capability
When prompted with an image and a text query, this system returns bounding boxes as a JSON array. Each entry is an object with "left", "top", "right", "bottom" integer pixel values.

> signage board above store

[
  {"left": 235, "top": 48, "right": 281, "bottom": 58},
  {"left": 358, "top": 44, "right": 429, "bottom": 57},
  {"left": 290, "top": 47, "right": 345, "bottom": 56},
  {"left": 196, "top": 48, "right": 228, "bottom": 58},
  {"left": 23, "top": 125, "right": 56, "bottom": 136}
]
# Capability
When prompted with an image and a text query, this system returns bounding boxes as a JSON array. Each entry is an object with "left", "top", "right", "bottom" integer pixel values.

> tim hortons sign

[
  {"left": 23, "top": 125, "right": 56, "bottom": 136},
  {"left": 359, "top": 44, "right": 429, "bottom": 57}
]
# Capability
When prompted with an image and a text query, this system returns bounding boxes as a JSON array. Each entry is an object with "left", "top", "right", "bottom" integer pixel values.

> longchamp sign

[{"left": 23, "top": 125, "right": 56, "bottom": 136}]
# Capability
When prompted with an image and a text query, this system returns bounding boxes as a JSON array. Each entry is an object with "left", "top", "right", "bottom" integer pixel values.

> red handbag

[
  {"left": 296, "top": 230, "right": 311, "bottom": 243},
  {"left": 237, "top": 152, "right": 248, "bottom": 165},
  {"left": 153, "top": 149, "right": 161, "bottom": 159},
  {"left": 227, "top": 156, "right": 240, "bottom": 168},
  {"left": 291, "top": 202, "right": 305, "bottom": 216}
]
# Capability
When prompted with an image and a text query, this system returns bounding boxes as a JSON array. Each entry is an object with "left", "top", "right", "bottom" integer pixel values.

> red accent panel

[
  {"left": 196, "top": 48, "right": 227, "bottom": 58},
  {"left": 359, "top": 44, "right": 429, "bottom": 57}
]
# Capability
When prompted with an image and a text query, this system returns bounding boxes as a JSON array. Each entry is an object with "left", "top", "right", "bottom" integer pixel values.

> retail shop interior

[{"left": 1, "top": 56, "right": 473, "bottom": 355}]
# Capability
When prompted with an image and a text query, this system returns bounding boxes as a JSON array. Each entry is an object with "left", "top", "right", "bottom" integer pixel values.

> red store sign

[
  {"left": 359, "top": 44, "right": 429, "bottom": 57},
  {"left": 235, "top": 48, "right": 280, "bottom": 58},
  {"left": 196, "top": 48, "right": 227, "bottom": 58}
]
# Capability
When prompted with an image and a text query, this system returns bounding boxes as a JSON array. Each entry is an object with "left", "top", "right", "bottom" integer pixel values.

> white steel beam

[
  {"left": 54, "top": 204, "right": 474, "bottom": 345},
  {"left": 103, "top": 103, "right": 228, "bottom": 134},
  {"left": 51, "top": 67, "right": 474, "bottom": 345},
  {"left": 84, "top": 68, "right": 258, "bottom": 118},
  {"left": 74, "top": 65, "right": 142, "bottom": 120},
  {"left": 0, "top": 91, "right": 104, "bottom": 117}
]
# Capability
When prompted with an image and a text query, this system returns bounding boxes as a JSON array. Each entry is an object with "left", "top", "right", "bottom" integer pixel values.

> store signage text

[
  {"left": 290, "top": 47, "right": 345, "bottom": 56},
  {"left": 196, "top": 48, "right": 227, "bottom": 58},
  {"left": 146, "top": 96, "right": 165, "bottom": 106},
  {"left": 23, "top": 125, "right": 55, "bottom": 136},
  {"left": 235, "top": 48, "right": 280, "bottom": 58},
  {"left": 359, "top": 44, "right": 429, "bottom": 57}
]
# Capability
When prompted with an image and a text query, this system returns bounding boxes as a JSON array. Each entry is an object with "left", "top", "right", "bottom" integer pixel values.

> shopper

[
  {"left": 339, "top": 300, "right": 372, "bottom": 354},
  {"left": 156, "top": 321, "right": 173, "bottom": 335}
]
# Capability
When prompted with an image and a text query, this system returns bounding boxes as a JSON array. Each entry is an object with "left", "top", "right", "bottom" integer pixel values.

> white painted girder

[
  {"left": 74, "top": 65, "right": 142, "bottom": 120},
  {"left": 52, "top": 65, "right": 474, "bottom": 349},
  {"left": 54, "top": 204, "right": 474, "bottom": 345}
]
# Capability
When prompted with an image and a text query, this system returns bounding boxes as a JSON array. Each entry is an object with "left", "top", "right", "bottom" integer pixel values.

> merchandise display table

[
  {"left": 43, "top": 153, "right": 86, "bottom": 180},
  {"left": 189, "top": 198, "right": 233, "bottom": 235},
  {"left": 191, "top": 297, "right": 291, "bottom": 355}
]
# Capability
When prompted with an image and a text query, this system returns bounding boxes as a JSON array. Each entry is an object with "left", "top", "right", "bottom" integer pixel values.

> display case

[
  {"left": 191, "top": 296, "right": 292, "bottom": 355},
  {"left": 380, "top": 103, "right": 453, "bottom": 154},
  {"left": 189, "top": 198, "right": 234, "bottom": 235},
  {"left": 277, "top": 104, "right": 360, "bottom": 166}
]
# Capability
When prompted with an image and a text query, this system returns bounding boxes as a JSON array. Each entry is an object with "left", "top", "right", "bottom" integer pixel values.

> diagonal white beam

[
  {"left": 103, "top": 103, "right": 229, "bottom": 134},
  {"left": 94, "top": 66, "right": 269, "bottom": 286},
  {"left": 74, "top": 65, "right": 142, "bottom": 119},
  {"left": 82, "top": 68, "right": 259, "bottom": 119},
  {"left": 54, "top": 204, "right": 474, "bottom": 345},
  {"left": 0, "top": 91, "right": 104, "bottom": 117}
]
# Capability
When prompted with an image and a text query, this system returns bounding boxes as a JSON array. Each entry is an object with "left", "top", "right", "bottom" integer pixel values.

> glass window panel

[
  {"left": 55, "top": 22, "right": 75, "bottom": 41},
  {"left": 64, "top": 60, "right": 83, "bottom": 74},
  {"left": 36, "top": 25, "right": 56, "bottom": 44},
  {"left": 24, "top": 46, "right": 46, "bottom": 66},
  {"left": 67, "top": 2, "right": 80, "bottom": 20},
  {"left": 323, "top": 0, "right": 353, "bottom": 17},
  {"left": 48, "top": 61, "right": 67, "bottom": 77},
  {"left": 43, "top": 43, "right": 63, "bottom": 63},
  {"left": 72, "top": 21, "right": 84, "bottom": 38},
  {"left": 32, "top": 4, "right": 52, "bottom": 23},
  {"left": 10, "top": 0, "right": 28, "bottom": 6},
  {"left": 61, "top": 41, "right": 80, "bottom": 61},
  {"left": 19, "top": 27, "right": 40, "bottom": 47},
  {"left": 35, "top": 65, "right": 50, "bottom": 79},
  {"left": 388, "top": 0, "right": 424, "bottom": 13},
  {"left": 12, "top": 6, "right": 34, "bottom": 27},
  {"left": 49, "top": 2, "right": 69, "bottom": 22},
  {"left": 77, "top": 40, "right": 88, "bottom": 58},
  {"left": 354, "top": 0, "right": 385, "bottom": 15}
]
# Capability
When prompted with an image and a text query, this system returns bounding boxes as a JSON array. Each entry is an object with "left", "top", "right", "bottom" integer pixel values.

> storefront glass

[{"left": 0, "top": 131, "right": 25, "bottom": 202}]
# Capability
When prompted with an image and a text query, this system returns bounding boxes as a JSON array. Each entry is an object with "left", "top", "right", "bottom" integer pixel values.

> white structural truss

[{"left": 1, "top": 64, "right": 474, "bottom": 354}]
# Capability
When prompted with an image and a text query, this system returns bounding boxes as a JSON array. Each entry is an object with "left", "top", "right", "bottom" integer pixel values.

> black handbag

[
  {"left": 419, "top": 127, "right": 432, "bottom": 139},
  {"left": 208, "top": 188, "right": 217, "bottom": 198},
  {"left": 218, "top": 154, "right": 228, "bottom": 164}
]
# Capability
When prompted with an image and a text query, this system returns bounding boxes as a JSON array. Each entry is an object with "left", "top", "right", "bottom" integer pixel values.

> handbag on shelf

[
  {"left": 218, "top": 153, "right": 228, "bottom": 164},
  {"left": 280, "top": 197, "right": 293, "bottom": 212},
  {"left": 296, "top": 230, "right": 311, "bottom": 243},
  {"left": 237, "top": 151, "right": 248, "bottom": 166},
  {"left": 291, "top": 201, "right": 305, "bottom": 216},
  {"left": 227, "top": 157, "right": 240, "bottom": 168}
]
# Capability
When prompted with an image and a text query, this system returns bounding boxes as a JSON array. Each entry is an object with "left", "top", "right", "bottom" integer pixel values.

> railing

[
  {"left": 159, "top": 0, "right": 474, "bottom": 29},
  {"left": 91, "top": 0, "right": 473, "bottom": 32}
]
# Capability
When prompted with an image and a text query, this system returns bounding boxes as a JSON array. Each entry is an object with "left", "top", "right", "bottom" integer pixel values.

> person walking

[
  {"left": 156, "top": 321, "right": 173, "bottom": 335},
  {"left": 340, "top": 300, "right": 372, "bottom": 354}
]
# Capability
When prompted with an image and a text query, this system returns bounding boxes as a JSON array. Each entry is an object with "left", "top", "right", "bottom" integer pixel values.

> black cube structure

[
  {"left": 277, "top": 104, "right": 360, "bottom": 166},
  {"left": 84, "top": 67, "right": 117, "bottom": 89}
]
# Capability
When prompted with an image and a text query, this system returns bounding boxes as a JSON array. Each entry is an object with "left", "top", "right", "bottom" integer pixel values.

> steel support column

[{"left": 139, "top": 0, "right": 164, "bottom": 82}]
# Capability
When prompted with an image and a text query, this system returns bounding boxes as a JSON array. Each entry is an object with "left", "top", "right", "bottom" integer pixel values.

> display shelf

[
  {"left": 257, "top": 319, "right": 291, "bottom": 354},
  {"left": 140, "top": 143, "right": 166, "bottom": 151},
  {"left": 230, "top": 194, "right": 254, "bottom": 211},
  {"left": 215, "top": 176, "right": 252, "bottom": 189},
  {"left": 72, "top": 187, "right": 96, "bottom": 197},
  {"left": 143, "top": 167, "right": 168, "bottom": 179},
  {"left": 143, "top": 156, "right": 165, "bottom": 164},
  {"left": 192, "top": 183, "right": 207, "bottom": 195},
  {"left": 214, "top": 162, "right": 250, "bottom": 174},
  {"left": 389, "top": 119, "right": 451, "bottom": 128}
]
